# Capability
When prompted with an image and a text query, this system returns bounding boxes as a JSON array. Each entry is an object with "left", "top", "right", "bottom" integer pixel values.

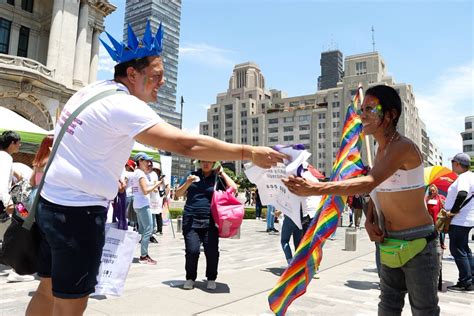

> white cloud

[
  {"left": 183, "top": 124, "right": 200, "bottom": 135},
  {"left": 97, "top": 47, "right": 116, "bottom": 74},
  {"left": 179, "top": 43, "right": 236, "bottom": 68},
  {"left": 416, "top": 60, "right": 474, "bottom": 165}
]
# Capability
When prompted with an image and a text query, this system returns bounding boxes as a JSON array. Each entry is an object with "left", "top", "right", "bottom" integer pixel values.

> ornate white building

[{"left": 0, "top": 0, "right": 115, "bottom": 130}]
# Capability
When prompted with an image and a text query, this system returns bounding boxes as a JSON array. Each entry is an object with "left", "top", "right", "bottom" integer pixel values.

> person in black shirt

[{"left": 175, "top": 161, "right": 237, "bottom": 290}]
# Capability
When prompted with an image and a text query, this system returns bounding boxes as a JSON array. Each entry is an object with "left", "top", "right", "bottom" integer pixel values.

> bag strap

[
  {"left": 459, "top": 194, "right": 473, "bottom": 211},
  {"left": 22, "top": 89, "right": 126, "bottom": 230}
]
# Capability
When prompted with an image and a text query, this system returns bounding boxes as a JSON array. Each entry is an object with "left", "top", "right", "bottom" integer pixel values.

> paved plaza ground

[{"left": 1, "top": 218, "right": 473, "bottom": 315}]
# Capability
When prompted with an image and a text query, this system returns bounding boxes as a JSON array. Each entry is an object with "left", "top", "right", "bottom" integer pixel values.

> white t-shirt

[
  {"left": 445, "top": 171, "right": 474, "bottom": 227},
  {"left": 0, "top": 151, "right": 13, "bottom": 205},
  {"left": 41, "top": 80, "right": 163, "bottom": 207},
  {"left": 132, "top": 169, "right": 152, "bottom": 209},
  {"left": 122, "top": 170, "right": 136, "bottom": 198}
]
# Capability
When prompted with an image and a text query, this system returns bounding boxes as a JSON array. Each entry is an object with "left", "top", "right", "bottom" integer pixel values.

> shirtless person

[{"left": 283, "top": 85, "right": 440, "bottom": 316}]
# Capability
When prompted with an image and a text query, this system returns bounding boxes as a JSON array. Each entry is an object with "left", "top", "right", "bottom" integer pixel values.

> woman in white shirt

[{"left": 132, "top": 152, "right": 161, "bottom": 265}]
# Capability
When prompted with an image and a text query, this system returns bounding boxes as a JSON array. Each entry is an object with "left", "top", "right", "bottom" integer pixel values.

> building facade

[
  {"left": 462, "top": 116, "right": 474, "bottom": 156},
  {"left": 200, "top": 52, "right": 439, "bottom": 176},
  {"left": 317, "top": 50, "right": 343, "bottom": 90},
  {"left": 0, "top": 0, "right": 115, "bottom": 130}
]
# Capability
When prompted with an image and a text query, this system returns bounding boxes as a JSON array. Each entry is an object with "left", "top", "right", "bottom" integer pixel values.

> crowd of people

[{"left": 0, "top": 20, "right": 472, "bottom": 316}]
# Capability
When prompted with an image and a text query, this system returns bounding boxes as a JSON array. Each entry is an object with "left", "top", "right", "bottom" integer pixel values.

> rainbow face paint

[{"left": 357, "top": 103, "right": 383, "bottom": 118}]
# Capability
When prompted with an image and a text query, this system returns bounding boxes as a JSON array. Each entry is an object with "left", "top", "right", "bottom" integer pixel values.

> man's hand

[
  {"left": 282, "top": 175, "right": 321, "bottom": 196},
  {"left": 365, "top": 220, "right": 385, "bottom": 242},
  {"left": 5, "top": 203, "right": 14, "bottom": 215},
  {"left": 186, "top": 175, "right": 199, "bottom": 183},
  {"left": 250, "top": 147, "right": 288, "bottom": 168}
]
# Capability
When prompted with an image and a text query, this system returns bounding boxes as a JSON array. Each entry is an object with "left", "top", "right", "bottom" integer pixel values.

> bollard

[
  {"left": 177, "top": 216, "right": 182, "bottom": 233},
  {"left": 345, "top": 228, "right": 357, "bottom": 251}
]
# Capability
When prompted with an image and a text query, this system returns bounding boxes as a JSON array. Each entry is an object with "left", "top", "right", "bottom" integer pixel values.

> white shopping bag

[{"left": 94, "top": 223, "right": 140, "bottom": 296}]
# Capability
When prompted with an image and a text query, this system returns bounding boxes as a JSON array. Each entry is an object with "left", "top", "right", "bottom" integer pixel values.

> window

[
  {"left": 212, "top": 115, "right": 218, "bottom": 121},
  {"left": 241, "top": 103, "right": 246, "bottom": 108},
  {"left": 225, "top": 114, "right": 232, "bottom": 119},
  {"left": 21, "top": 0, "right": 34, "bottom": 13},
  {"left": 268, "top": 118, "right": 278, "bottom": 124},
  {"left": 319, "top": 153, "right": 326, "bottom": 159},
  {"left": 214, "top": 107, "right": 218, "bottom": 112},
  {"left": 284, "top": 135, "right": 294, "bottom": 142},
  {"left": 212, "top": 123, "right": 218, "bottom": 129},
  {"left": 463, "top": 145, "right": 473, "bottom": 152},
  {"left": 333, "top": 142, "right": 339, "bottom": 148},
  {"left": 248, "top": 94, "right": 252, "bottom": 99},
  {"left": 283, "top": 126, "right": 293, "bottom": 132},
  {"left": 318, "top": 133, "right": 325, "bottom": 139},
  {"left": 241, "top": 120, "right": 247, "bottom": 126},
  {"left": 466, "top": 122, "right": 472, "bottom": 129},
  {"left": 268, "top": 136, "right": 278, "bottom": 142},
  {"left": 252, "top": 127, "right": 259, "bottom": 133},
  {"left": 284, "top": 117, "right": 294, "bottom": 123},
  {"left": 240, "top": 111, "right": 247, "bottom": 117},
  {"left": 318, "top": 113, "right": 326, "bottom": 120},
  {"left": 333, "top": 122, "right": 340, "bottom": 128},
  {"left": 252, "top": 118, "right": 258, "bottom": 124},
  {"left": 268, "top": 127, "right": 278, "bottom": 133},
  {"left": 299, "top": 115, "right": 310, "bottom": 122},
  {"left": 224, "top": 104, "right": 232, "bottom": 111},
  {"left": 332, "top": 102, "right": 340, "bottom": 108},
  {"left": 299, "top": 125, "right": 310, "bottom": 131},
  {"left": 0, "top": 18, "right": 11, "bottom": 54},
  {"left": 333, "top": 131, "right": 340, "bottom": 138},
  {"left": 225, "top": 131, "right": 232, "bottom": 136},
  {"left": 299, "top": 134, "right": 310, "bottom": 140},
  {"left": 318, "top": 123, "right": 325, "bottom": 129},
  {"left": 7, "top": 0, "right": 14, "bottom": 5},
  {"left": 356, "top": 61, "right": 367, "bottom": 75},
  {"left": 252, "top": 136, "right": 259, "bottom": 143},
  {"left": 241, "top": 137, "right": 247, "bottom": 143},
  {"left": 318, "top": 143, "right": 325, "bottom": 149},
  {"left": 462, "top": 133, "right": 473, "bottom": 141},
  {"left": 225, "top": 122, "right": 232, "bottom": 128},
  {"left": 241, "top": 128, "right": 247, "bottom": 134},
  {"left": 332, "top": 112, "right": 340, "bottom": 118}
]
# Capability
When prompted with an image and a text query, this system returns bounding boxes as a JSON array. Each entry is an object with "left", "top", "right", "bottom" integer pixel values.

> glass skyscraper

[{"left": 124, "top": 0, "right": 191, "bottom": 182}]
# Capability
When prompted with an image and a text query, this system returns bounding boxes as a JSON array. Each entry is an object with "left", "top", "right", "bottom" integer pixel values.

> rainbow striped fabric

[{"left": 268, "top": 95, "right": 366, "bottom": 315}]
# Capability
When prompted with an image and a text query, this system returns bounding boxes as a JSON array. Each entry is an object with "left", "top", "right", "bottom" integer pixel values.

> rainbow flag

[{"left": 268, "top": 91, "right": 366, "bottom": 315}]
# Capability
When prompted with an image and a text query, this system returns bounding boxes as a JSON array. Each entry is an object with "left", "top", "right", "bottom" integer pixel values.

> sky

[{"left": 97, "top": 0, "right": 474, "bottom": 166}]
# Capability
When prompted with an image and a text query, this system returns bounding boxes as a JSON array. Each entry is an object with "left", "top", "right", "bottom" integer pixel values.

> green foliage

[
  {"left": 223, "top": 167, "right": 236, "bottom": 181},
  {"left": 235, "top": 172, "right": 255, "bottom": 190}
]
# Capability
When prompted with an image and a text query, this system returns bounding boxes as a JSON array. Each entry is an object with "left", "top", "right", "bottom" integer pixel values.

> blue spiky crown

[{"left": 100, "top": 20, "right": 163, "bottom": 64}]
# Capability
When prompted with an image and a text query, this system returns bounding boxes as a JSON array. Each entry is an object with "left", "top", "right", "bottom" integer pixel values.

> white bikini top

[{"left": 375, "top": 163, "right": 425, "bottom": 192}]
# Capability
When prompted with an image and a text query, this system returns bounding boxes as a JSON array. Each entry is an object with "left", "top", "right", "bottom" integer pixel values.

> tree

[{"left": 235, "top": 172, "right": 255, "bottom": 190}]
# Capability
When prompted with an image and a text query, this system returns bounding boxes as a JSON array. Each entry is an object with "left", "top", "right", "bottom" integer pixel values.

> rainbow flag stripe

[{"left": 268, "top": 97, "right": 365, "bottom": 315}]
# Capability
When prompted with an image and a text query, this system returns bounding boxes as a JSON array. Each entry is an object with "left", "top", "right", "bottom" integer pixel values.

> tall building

[
  {"left": 462, "top": 116, "right": 474, "bottom": 156},
  {"left": 318, "top": 50, "right": 343, "bottom": 90},
  {"left": 200, "top": 52, "right": 440, "bottom": 176},
  {"left": 0, "top": 0, "right": 115, "bottom": 131},
  {"left": 124, "top": 0, "right": 190, "bottom": 182},
  {"left": 124, "top": 0, "right": 181, "bottom": 125}
]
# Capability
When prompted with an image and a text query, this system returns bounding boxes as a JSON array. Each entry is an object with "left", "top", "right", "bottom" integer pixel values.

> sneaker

[
  {"left": 207, "top": 280, "right": 216, "bottom": 290},
  {"left": 447, "top": 282, "right": 472, "bottom": 292},
  {"left": 183, "top": 279, "right": 194, "bottom": 290},
  {"left": 139, "top": 255, "right": 157, "bottom": 265},
  {"left": 271, "top": 228, "right": 279, "bottom": 233},
  {"left": 0, "top": 268, "right": 12, "bottom": 277},
  {"left": 7, "top": 271, "right": 35, "bottom": 283}
]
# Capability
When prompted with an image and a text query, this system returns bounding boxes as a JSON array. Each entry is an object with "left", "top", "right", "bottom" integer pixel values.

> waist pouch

[{"left": 380, "top": 236, "right": 429, "bottom": 268}]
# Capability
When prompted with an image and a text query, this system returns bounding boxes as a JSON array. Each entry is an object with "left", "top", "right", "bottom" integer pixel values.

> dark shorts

[{"left": 36, "top": 196, "right": 107, "bottom": 299}]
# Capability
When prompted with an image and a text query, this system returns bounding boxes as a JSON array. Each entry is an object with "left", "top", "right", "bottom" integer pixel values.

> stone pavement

[{"left": 1, "top": 219, "right": 473, "bottom": 316}]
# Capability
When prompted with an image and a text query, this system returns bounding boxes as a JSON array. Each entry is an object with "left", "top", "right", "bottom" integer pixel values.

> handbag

[
  {"left": 211, "top": 174, "right": 244, "bottom": 238},
  {"left": 0, "top": 89, "right": 125, "bottom": 275},
  {"left": 436, "top": 195, "right": 473, "bottom": 233},
  {"left": 94, "top": 223, "right": 140, "bottom": 296}
]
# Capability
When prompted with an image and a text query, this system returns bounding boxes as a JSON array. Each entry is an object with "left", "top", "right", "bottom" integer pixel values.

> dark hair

[
  {"left": 114, "top": 56, "right": 151, "bottom": 79},
  {"left": 0, "top": 130, "right": 21, "bottom": 150},
  {"left": 365, "top": 85, "right": 402, "bottom": 126},
  {"left": 32, "top": 134, "right": 54, "bottom": 167}
]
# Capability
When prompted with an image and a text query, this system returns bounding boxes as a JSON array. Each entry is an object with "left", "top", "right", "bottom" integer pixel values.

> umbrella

[{"left": 424, "top": 166, "right": 457, "bottom": 197}]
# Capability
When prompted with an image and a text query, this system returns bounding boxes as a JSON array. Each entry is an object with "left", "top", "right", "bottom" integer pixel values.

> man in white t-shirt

[
  {"left": 445, "top": 153, "right": 474, "bottom": 292},
  {"left": 26, "top": 22, "right": 287, "bottom": 315}
]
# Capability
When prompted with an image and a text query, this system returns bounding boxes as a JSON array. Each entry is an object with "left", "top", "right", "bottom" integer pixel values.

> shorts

[{"left": 36, "top": 196, "right": 107, "bottom": 299}]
